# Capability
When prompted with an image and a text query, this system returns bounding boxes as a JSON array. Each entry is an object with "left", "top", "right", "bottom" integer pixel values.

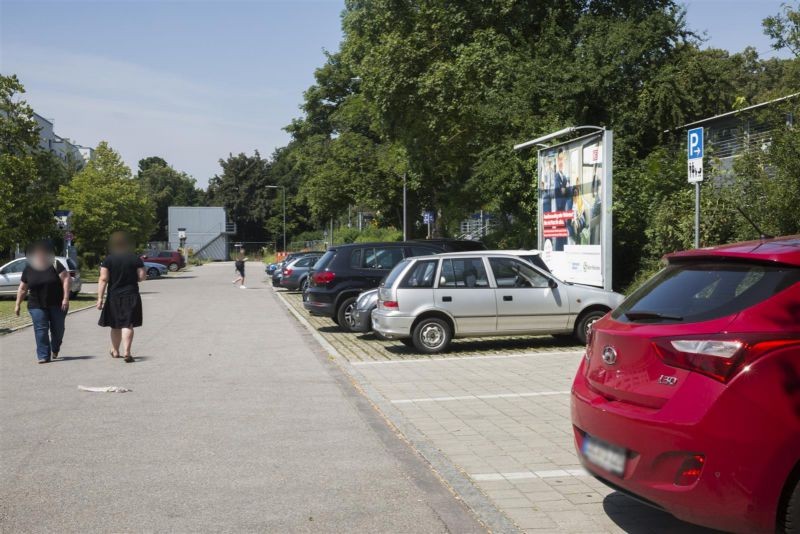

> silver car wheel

[{"left": 419, "top": 322, "right": 445, "bottom": 349}]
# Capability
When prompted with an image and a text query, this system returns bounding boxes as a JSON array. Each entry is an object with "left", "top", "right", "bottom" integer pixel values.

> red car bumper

[{"left": 571, "top": 358, "right": 786, "bottom": 533}]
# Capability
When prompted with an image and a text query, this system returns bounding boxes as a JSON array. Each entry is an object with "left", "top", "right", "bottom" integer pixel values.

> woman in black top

[
  {"left": 97, "top": 232, "right": 146, "bottom": 362},
  {"left": 14, "top": 241, "right": 71, "bottom": 363},
  {"left": 232, "top": 253, "right": 248, "bottom": 289}
]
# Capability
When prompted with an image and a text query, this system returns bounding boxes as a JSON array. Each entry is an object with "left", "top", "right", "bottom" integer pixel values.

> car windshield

[
  {"left": 612, "top": 261, "right": 800, "bottom": 324},
  {"left": 382, "top": 259, "right": 411, "bottom": 287}
]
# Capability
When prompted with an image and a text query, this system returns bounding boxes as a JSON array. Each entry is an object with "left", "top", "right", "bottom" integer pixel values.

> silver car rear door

[{"left": 433, "top": 257, "right": 497, "bottom": 335}]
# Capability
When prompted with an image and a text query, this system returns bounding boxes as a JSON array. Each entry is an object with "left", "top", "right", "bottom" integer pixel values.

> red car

[
  {"left": 140, "top": 250, "right": 185, "bottom": 272},
  {"left": 572, "top": 235, "right": 800, "bottom": 533}
]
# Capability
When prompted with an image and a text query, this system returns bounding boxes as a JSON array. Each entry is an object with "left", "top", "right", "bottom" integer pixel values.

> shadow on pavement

[
  {"left": 318, "top": 325, "right": 343, "bottom": 333},
  {"left": 602, "top": 493, "right": 722, "bottom": 533},
  {"left": 52, "top": 355, "right": 95, "bottom": 361},
  {"left": 382, "top": 335, "right": 582, "bottom": 355}
]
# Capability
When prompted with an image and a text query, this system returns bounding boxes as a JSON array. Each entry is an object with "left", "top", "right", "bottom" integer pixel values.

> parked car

[
  {"left": 304, "top": 241, "right": 444, "bottom": 329},
  {"left": 407, "top": 238, "right": 487, "bottom": 252},
  {"left": 571, "top": 235, "right": 800, "bottom": 533},
  {"left": 143, "top": 261, "right": 168, "bottom": 279},
  {"left": 0, "top": 256, "right": 82, "bottom": 298},
  {"left": 280, "top": 253, "right": 323, "bottom": 291},
  {"left": 141, "top": 250, "right": 185, "bottom": 271},
  {"left": 352, "top": 250, "right": 551, "bottom": 335},
  {"left": 372, "top": 251, "right": 623, "bottom": 353}
]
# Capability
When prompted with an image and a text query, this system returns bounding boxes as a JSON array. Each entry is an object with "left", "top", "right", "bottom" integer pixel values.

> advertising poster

[{"left": 537, "top": 131, "right": 612, "bottom": 289}]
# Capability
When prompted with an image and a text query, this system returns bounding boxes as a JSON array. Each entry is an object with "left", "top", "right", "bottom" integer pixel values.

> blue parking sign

[{"left": 688, "top": 127, "right": 704, "bottom": 159}]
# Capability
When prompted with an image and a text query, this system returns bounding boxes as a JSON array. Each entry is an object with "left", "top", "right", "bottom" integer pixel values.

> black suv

[{"left": 304, "top": 241, "right": 445, "bottom": 328}]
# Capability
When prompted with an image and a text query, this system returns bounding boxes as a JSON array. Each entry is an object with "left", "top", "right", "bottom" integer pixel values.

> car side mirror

[{"left": 548, "top": 278, "right": 558, "bottom": 289}]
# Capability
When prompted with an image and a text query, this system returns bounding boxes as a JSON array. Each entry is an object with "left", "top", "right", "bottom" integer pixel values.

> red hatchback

[
  {"left": 141, "top": 250, "right": 185, "bottom": 272},
  {"left": 572, "top": 236, "right": 800, "bottom": 533}
]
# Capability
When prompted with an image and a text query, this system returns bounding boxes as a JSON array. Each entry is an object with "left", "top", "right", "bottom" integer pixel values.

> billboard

[{"left": 537, "top": 130, "right": 613, "bottom": 289}]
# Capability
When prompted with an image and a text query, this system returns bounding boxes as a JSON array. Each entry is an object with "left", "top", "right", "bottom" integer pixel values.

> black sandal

[{"left": 124, "top": 355, "right": 134, "bottom": 363}]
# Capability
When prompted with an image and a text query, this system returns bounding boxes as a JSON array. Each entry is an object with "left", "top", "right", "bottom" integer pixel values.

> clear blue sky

[{"left": 0, "top": 0, "right": 793, "bottom": 186}]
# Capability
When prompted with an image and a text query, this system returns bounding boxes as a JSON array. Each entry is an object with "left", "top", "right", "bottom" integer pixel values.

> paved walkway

[
  {"left": 276, "top": 289, "right": 720, "bottom": 534},
  {"left": 0, "top": 262, "right": 484, "bottom": 533}
]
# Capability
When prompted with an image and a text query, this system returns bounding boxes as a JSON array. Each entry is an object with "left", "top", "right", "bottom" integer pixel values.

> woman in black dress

[
  {"left": 14, "top": 241, "right": 71, "bottom": 363},
  {"left": 97, "top": 232, "right": 146, "bottom": 362}
]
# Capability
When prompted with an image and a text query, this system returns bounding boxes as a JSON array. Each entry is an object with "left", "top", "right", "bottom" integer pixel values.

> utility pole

[{"left": 402, "top": 173, "right": 407, "bottom": 240}]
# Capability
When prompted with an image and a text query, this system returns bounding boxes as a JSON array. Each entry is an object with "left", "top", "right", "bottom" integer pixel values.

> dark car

[
  {"left": 407, "top": 238, "right": 486, "bottom": 252},
  {"left": 270, "top": 251, "right": 319, "bottom": 286},
  {"left": 280, "top": 253, "right": 323, "bottom": 291},
  {"left": 141, "top": 250, "right": 185, "bottom": 272},
  {"left": 304, "top": 241, "right": 443, "bottom": 330}
]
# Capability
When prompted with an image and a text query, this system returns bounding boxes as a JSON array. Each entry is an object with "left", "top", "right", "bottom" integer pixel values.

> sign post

[
  {"left": 687, "top": 127, "right": 704, "bottom": 249},
  {"left": 423, "top": 211, "right": 434, "bottom": 239}
]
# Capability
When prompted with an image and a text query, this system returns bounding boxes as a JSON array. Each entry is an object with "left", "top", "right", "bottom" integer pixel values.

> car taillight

[
  {"left": 380, "top": 300, "right": 398, "bottom": 309},
  {"left": 654, "top": 335, "right": 800, "bottom": 383},
  {"left": 283, "top": 268, "right": 292, "bottom": 276},
  {"left": 68, "top": 270, "right": 77, "bottom": 277},
  {"left": 674, "top": 454, "right": 705, "bottom": 486},
  {"left": 312, "top": 271, "right": 335, "bottom": 284}
]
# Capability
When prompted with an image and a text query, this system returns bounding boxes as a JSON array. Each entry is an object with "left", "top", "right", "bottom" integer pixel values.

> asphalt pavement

[{"left": 0, "top": 262, "right": 485, "bottom": 533}]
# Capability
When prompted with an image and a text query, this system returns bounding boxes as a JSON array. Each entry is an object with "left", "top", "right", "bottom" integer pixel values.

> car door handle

[
  {"left": 503, "top": 295, "right": 513, "bottom": 301},
  {"left": 442, "top": 296, "right": 452, "bottom": 302}
]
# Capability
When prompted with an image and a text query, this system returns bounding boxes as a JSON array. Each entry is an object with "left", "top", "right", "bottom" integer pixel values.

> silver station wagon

[{"left": 372, "top": 251, "right": 624, "bottom": 353}]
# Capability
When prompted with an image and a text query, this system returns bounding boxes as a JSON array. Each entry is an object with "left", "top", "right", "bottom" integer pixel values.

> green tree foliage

[
  {"left": 763, "top": 1, "right": 800, "bottom": 57},
  {"left": 59, "top": 142, "right": 155, "bottom": 262},
  {"left": 135, "top": 157, "right": 204, "bottom": 241},
  {"left": 0, "top": 74, "right": 70, "bottom": 254}
]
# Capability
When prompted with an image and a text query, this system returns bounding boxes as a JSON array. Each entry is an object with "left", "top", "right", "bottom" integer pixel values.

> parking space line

[
  {"left": 352, "top": 350, "right": 584, "bottom": 366},
  {"left": 471, "top": 469, "right": 589, "bottom": 481},
  {"left": 391, "top": 390, "right": 570, "bottom": 404}
]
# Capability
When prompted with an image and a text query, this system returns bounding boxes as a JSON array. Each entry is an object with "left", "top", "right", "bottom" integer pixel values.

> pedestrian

[
  {"left": 96, "top": 231, "right": 146, "bottom": 363},
  {"left": 14, "top": 241, "right": 71, "bottom": 364},
  {"left": 232, "top": 253, "right": 248, "bottom": 289}
]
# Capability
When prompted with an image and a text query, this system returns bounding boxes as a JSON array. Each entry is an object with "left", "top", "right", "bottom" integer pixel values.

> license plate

[{"left": 582, "top": 435, "right": 627, "bottom": 476}]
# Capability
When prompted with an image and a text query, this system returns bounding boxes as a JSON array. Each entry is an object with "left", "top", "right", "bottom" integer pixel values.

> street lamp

[{"left": 266, "top": 185, "right": 286, "bottom": 252}]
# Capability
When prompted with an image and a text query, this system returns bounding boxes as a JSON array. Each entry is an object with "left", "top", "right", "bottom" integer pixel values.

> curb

[
  {"left": 274, "top": 289, "right": 521, "bottom": 534},
  {"left": 1, "top": 301, "right": 97, "bottom": 334}
]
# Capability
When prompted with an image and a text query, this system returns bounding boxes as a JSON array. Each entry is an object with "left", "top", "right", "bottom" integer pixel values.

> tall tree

[
  {"left": 59, "top": 142, "right": 155, "bottom": 262},
  {"left": 0, "top": 74, "right": 69, "bottom": 255}
]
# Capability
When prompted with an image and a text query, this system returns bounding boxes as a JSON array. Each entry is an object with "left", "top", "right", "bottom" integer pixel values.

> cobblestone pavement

[
  {"left": 279, "top": 289, "right": 585, "bottom": 362},
  {"left": 276, "top": 288, "right": 719, "bottom": 534}
]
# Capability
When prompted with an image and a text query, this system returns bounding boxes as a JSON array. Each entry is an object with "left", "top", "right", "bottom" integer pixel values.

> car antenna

[{"left": 735, "top": 206, "right": 773, "bottom": 240}]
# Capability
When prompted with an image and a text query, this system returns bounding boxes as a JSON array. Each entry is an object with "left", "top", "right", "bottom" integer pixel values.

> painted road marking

[
  {"left": 391, "top": 390, "right": 571, "bottom": 404},
  {"left": 352, "top": 350, "right": 583, "bottom": 366},
  {"left": 471, "top": 469, "right": 588, "bottom": 481}
]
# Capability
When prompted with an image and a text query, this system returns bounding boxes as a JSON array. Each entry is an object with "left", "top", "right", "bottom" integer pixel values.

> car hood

[{"left": 566, "top": 283, "right": 625, "bottom": 308}]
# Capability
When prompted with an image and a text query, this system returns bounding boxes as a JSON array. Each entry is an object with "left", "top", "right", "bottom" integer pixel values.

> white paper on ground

[{"left": 78, "top": 385, "right": 132, "bottom": 393}]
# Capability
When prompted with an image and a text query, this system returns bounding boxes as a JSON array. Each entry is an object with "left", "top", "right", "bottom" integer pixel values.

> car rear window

[
  {"left": 383, "top": 259, "right": 411, "bottom": 288},
  {"left": 313, "top": 250, "right": 336, "bottom": 271},
  {"left": 613, "top": 261, "right": 800, "bottom": 324},
  {"left": 400, "top": 260, "right": 437, "bottom": 288}
]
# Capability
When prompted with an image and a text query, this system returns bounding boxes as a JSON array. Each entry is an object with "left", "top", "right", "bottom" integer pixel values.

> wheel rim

[
  {"left": 585, "top": 315, "right": 601, "bottom": 337},
  {"left": 169, "top": 263, "right": 178, "bottom": 271},
  {"left": 419, "top": 323, "right": 445, "bottom": 349},
  {"left": 301, "top": 279, "right": 308, "bottom": 292},
  {"left": 343, "top": 303, "right": 356, "bottom": 328},
  {"left": 149, "top": 269, "right": 157, "bottom": 277}
]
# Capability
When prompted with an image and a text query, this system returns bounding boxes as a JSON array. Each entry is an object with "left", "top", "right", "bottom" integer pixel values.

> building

[
  {"left": 167, "top": 206, "right": 237, "bottom": 261},
  {"left": 675, "top": 92, "right": 797, "bottom": 174},
  {"left": 33, "top": 112, "right": 94, "bottom": 168}
]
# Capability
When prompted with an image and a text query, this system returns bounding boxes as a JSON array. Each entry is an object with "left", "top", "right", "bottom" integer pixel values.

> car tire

[
  {"left": 299, "top": 277, "right": 309, "bottom": 293},
  {"left": 412, "top": 317, "right": 452, "bottom": 354},
  {"left": 575, "top": 309, "right": 608, "bottom": 344},
  {"left": 336, "top": 296, "right": 358, "bottom": 332},
  {"left": 399, "top": 338, "right": 415, "bottom": 347},
  {"left": 69, "top": 291, "right": 79, "bottom": 299},
  {"left": 782, "top": 479, "right": 800, "bottom": 534},
  {"left": 168, "top": 262, "right": 179, "bottom": 272},
  {"left": 147, "top": 267, "right": 160, "bottom": 278}
]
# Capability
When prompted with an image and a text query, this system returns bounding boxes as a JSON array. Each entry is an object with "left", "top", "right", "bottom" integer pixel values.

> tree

[
  {"left": 0, "top": 74, "right": 69, "bottom": 255},
  {"left": 763, "top": 1, "right": 800, "bottom": 57},
  {"left": 59, "top": 142, "right": 155, "bottom": 263},
  {"left": 135, "top": 157, "right": 204, "bottom": 241}
]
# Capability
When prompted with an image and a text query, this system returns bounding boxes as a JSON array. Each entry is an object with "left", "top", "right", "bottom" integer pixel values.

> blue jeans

[{"left": 28, "top": 306, "right": 66, "bottom": 361}]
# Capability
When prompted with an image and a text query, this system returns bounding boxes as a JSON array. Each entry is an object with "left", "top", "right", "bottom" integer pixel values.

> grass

[
  {"left": 80, "top": 268, "right": 100, "bottom": 283},
  {"left": 0, "top": 293, "right": 96, "bottom": 333}
]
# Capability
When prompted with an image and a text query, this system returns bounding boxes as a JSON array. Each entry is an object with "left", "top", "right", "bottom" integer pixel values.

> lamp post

[{"left": 266, "top": 185, "right": 286, "bottom": 252}]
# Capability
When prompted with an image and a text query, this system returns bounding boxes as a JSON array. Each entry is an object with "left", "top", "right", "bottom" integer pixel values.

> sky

[{"left": 0, "top": 0, "right": 794, "bottom": 187}]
